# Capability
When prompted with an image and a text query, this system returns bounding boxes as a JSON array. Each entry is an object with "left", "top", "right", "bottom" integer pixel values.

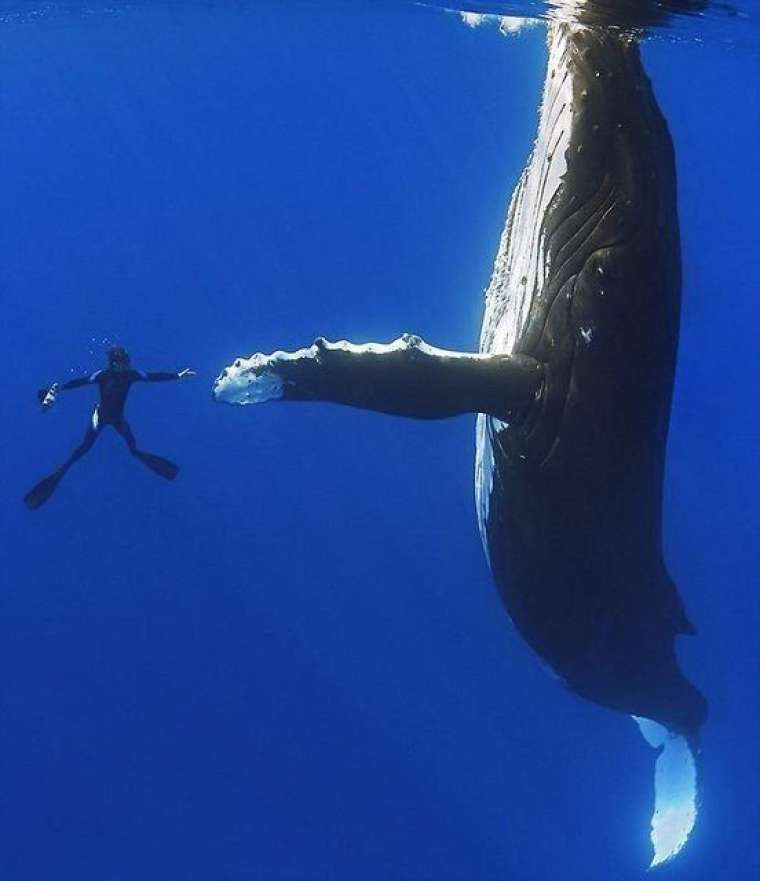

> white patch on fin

[
  {"left": 633, "top": 716, "right": 698, "bottom": 868},
  {"left": 212, "top": 353, "right": 285, "bottom": 406}
]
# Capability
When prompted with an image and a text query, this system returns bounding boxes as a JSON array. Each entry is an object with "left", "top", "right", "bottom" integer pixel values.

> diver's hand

[{"left": 178, "top": 368, "right": 196, "bottom": 379}]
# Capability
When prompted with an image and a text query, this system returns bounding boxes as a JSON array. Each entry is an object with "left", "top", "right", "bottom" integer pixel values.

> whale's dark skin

[
  {"left": 213, "top": 20, "right": 705, "bottom": 741},
  {"left": 478, "top": 26, "right": 706, "bottom": 738}
]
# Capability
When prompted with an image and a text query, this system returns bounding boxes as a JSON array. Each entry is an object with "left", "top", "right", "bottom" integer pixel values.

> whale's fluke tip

[{"left": 633, "top": 716, "right": 698, "bottom": 868}]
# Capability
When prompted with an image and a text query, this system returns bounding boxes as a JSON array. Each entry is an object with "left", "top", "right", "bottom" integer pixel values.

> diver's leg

[
  {"left": 213, "top": 335, "right": 544, "bottom": 421},
  {"left": 62, "top": 416, "right": 100, "bottom": 468},
  {"left": 24, "top": 415, "right": 101, "bottom": 510},
  {"left": 115, "top": 420, "right": 179, "bottom": 480}
]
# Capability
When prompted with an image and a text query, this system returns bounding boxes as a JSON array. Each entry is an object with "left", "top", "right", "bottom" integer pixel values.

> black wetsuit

[
  {"left": 25, "top": 367, "right": 183, "bottom": 510},
  {"left": 71, "top": 368, "right": 178, "bottom": 416},
  {"left": 65, "top": 367, "right": 180, "bottom": 426}
]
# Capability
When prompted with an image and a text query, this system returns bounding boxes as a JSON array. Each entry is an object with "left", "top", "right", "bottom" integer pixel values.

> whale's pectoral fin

[{"left": 213, "top": 335, "right": 544, "bottom": 421}]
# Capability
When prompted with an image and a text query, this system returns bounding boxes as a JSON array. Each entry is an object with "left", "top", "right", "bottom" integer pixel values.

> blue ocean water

[{"left": 1, "top": 2, "right": 758, "bottom": 879}]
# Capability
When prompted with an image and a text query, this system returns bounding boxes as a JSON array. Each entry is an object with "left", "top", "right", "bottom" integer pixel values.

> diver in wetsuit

[{"left": 24, "top": 345, "right": 196, "bottom": 510}]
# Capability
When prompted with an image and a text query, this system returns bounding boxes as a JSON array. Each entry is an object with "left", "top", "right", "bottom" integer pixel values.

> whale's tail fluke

[{"left": 633, "top": 716, "right": 699, "bottom": 868}]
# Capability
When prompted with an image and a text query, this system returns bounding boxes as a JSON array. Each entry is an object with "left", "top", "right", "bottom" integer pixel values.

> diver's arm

[
  {"left": 59, "top": 371, "right": 101, "bottom": 391},
  {"left": 140, "top": 369, "right": 196, "bottom": 382},
  {"left": 37, "top": 371, "right": 101, "bottom": 411},
  {"left": 213, "top": 336, "right": 544, "bottom": 421}
]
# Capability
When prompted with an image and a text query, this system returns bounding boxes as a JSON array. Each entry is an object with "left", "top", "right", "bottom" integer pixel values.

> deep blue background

[{"left": 1, "top": 3, "right": 758, "bottom": 879}]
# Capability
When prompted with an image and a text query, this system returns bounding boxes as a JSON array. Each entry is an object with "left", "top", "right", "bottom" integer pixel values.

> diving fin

[
  {"left": 136, "top": 452, "right": 179, "bottom": 480},
  {"left": 24, "top": 469, "right": 64, "bottom": 510}
]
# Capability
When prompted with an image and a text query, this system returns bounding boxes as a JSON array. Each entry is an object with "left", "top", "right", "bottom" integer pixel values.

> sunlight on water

[
  {"left": 633, "top": 716, "right": 698, "bottom": 868},
  {"left": 0, "top": 1, "right": 757, "bottom": 46},
  {"left": 460, "top": 9, "right": 540, "bottom": 33},
  {"left": 422, "top": 0, "right": 758, "bottom": 46}
]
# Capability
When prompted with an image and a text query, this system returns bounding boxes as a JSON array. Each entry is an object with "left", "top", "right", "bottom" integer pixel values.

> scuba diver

[{"left": 24, "top": 345, "right": 196, "bottom": 510}]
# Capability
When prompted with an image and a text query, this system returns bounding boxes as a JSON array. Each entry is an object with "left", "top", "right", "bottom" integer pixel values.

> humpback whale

[{"left": 214, "top": 4, "right": 704, "bottom": 866}]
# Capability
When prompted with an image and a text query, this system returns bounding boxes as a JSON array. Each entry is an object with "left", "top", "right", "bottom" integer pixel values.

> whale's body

[
  {"left": 476, "top": 24, "right": 705, "bottom": 737},
  {"left": 213, "top": 12, "right": 706, "bottom": 867},
  {"left": 474, "top": 22, "right": 704, "bottom": 864}
]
